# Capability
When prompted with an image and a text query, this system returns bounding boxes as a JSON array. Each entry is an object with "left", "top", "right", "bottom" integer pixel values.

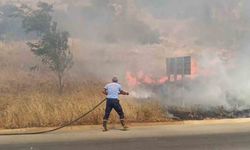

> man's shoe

[
  {"left": 120, "top": 119, "right": 128, "bottom": 131},
  {"left": 103, "top": 120, "right": 108, "bottom": 132},
  {"left": 103, "top": 128, "right": 108, "bottom": 132},
  {"left": 121, "top": 126, "right": 128, "bottom": 131}
]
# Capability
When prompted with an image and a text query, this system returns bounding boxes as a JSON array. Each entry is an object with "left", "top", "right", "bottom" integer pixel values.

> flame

[
  {"left": 190, "top": 58, "right": 199, "bottom": 79},
  {"left": 143, "top": 75, "right": 155, "bottom": 84},
  {"left": 126, "top": 57, "right": 199, "bottom": 87},
  {"left": 158, "top": 76, "right": 169, "bottom": 84},
  {"left": 126, "top": 71, "right": 169, "bottom": 87},
  {"left": 126, "top": 72, "right": 139, "bottom": 86}
]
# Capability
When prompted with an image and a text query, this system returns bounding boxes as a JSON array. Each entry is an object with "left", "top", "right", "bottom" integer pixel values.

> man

[{"left": 102, "top": 77, "right": 129, "bottom": 131}]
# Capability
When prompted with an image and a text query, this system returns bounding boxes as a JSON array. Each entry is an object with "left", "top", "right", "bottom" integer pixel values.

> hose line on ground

[{"left": 0, "top": 99, "right": 106, "bottom": 136}]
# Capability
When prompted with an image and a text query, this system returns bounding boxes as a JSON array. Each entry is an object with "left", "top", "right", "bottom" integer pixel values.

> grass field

[{"left": 0, "top": 42, "right": 168, "bottom": 129}]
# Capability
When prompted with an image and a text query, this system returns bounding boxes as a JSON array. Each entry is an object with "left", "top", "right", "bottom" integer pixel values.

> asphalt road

[{"left": 1, "top": 120, "right": 250, "bottom": 150}]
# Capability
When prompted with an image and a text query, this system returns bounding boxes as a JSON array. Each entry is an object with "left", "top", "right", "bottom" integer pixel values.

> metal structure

[
  {"left": 166, "top": 56, "right": 192, "bottom": 107},
  {"left": 166, "top": 56, "right": 191, "bottom": 81}
]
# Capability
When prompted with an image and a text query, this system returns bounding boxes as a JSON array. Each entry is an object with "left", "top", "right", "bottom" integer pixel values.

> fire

[
  {"left": 126, "top": 57, "right": 200, "bottom": 87},
  {"left": 126, "top": 72, "right": 139, "bottom": 86},
  {"left": 143, "top": 75, "right": 155, "bottom": 84},
  {"left": 191, "top": 58, "right": 199, "bottom": 79},
  {"left": 158, "top": 76, "right": 169, "bottom": 84},
  {"left": 126, "top": 71, "right": 169, "bottom": 87}
]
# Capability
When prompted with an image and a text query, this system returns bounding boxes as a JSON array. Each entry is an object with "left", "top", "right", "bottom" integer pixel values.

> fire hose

[{"left": 0, "top": 99, "right": 106, "bottom": 136}]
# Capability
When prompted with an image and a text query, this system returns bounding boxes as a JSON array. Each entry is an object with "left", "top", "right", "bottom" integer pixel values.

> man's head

[{"left": 112, "top": 77, "right": 118, "bottom": 82}]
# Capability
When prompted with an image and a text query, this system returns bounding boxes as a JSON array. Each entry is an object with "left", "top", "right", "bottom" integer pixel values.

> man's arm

[
  {"left": 120, "top": 90, "right": 129, "bottom": 95},
  {"left": 103, "top": 88, "right": 108, "bottom": 95},
  {"left": 119, "top": 84, "right": 129, "bottom": 95}
]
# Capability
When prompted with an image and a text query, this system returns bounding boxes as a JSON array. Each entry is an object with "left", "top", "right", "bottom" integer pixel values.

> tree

[
  {"left": 27, "top": 22, "right": 73, "bottom": 93},
  {"left": 18, "top": 2, "right": 73, "bottom": 93}
]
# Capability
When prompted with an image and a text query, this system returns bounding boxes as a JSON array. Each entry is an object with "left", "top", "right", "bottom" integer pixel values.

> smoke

[{"left": 2, "top": 0, "right": 250, "bottom": 108}]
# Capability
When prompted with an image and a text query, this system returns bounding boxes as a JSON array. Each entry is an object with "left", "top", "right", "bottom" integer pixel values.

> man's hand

[{"left": 120, "top": 90, "right": 129, "bottom": 95}]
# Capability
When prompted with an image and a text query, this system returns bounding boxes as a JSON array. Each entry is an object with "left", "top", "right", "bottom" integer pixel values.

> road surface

[{"left": 1, "top": 119, "right": 250, "bottom": 150}]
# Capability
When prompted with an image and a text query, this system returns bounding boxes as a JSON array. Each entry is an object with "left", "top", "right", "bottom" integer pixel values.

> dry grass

[
  {"left": 0, "top": 42, "right": 168, "bottom": 129},
  {"left": 0, "top": 81, "right": 168, "bottom": 129}
]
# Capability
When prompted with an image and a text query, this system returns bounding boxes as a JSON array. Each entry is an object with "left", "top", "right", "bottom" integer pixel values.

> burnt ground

[{"left": 167, "top": 106, "right": 250, "bottom": 120}]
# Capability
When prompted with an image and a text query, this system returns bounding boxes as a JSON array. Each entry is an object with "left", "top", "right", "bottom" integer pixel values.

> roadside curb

[{"left": 0, "top": 118, "right": 250, "bottom": 134}]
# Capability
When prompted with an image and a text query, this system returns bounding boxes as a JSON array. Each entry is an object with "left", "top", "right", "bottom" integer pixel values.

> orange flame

[
  {"left": 126, "top": 72, "right": 139, "bottom": 86},
  {"left": 126, "top": 58, "right": 200, "bottom": 87},
  {"left": 126, "top": 71, "right": 169, "bottom": 87},
  {"left": 158, "top": 76, "right": 169, "bottom": 84},
  {"left": 190, "top": 58, "right": 199, "bottom": 79}
]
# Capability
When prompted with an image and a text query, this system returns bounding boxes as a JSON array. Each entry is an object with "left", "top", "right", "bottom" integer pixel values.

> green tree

[
  {"left": 27, "top": 22, "right": 73, "bottom": 93},
  {"left": 18, "top": 2, "right": 73, "bottom": 93}
]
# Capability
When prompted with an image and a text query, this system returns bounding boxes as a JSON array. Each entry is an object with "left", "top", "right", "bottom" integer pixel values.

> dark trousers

[{"left": 103, "top": 98, "right": 125, "bottom": 121}]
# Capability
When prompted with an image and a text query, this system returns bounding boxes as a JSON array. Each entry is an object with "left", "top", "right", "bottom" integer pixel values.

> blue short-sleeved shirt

[{"left": 104, "top": 82, "right": 122, "bottom": 99}]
